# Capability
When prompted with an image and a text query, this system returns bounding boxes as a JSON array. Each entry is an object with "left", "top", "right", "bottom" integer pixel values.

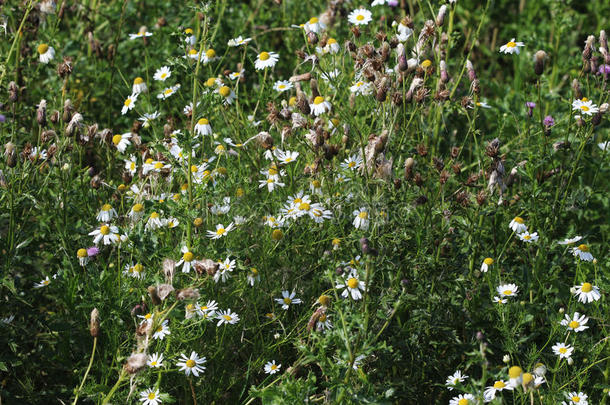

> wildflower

[
  {"left": 572, "top": 282, "right": 601, "bottom": 303},
  {"left": 124, "top": 155, "right": 137, "bottom": 175},
  {"left": 131, "top": 77, "right": 147, "bottom": 94},
  {"left": 165, "top": 217, "right": 179, "bottom": 228},
  {"left": 396, "top": 21, "right": 413, "bottom": 41},
  {"left": 481, "top": 257, "right": 494, "bottom": 272},
  {"left": 124, "top": 263, "right": 145, "bottom": 279},
  {"left": 259, "top": 176, "right": 285, "bottom": 192},
  {"left": 264, "top": 360, "right": 281, "bottom": 375},
  {"left": 336, "top": 269, "right": 366, "bottom": 300},
  {"left": 194, "top": 118, "right": 212, "bottom": 136},
  {"left": 228, "top": 36, "right": 252, "bottom": 47},
  {"left": 216, "top": 309, "right": 240, "bottom": 326},
  {"left": 196, "top": 300, "right": 218, "bottom": 319},
  {"left": 348, "top": 8, "right": 372, "bottom": 25},
  {"left": 129, "top": 28, "right": 152, "bottom": 40},
  {"left": 247, "top": 267, "right": 260, "bottom": 286},
  {"left": 449, "top": 394, "right": 476, "bottom": 405},
  {"left": 210, "top": 197, "right": 231, "bottom": 215},
  {"left": 599, "top": 141, "right": 609, "bottom": 151},
  {"left": 139, "top": 388, "right": 162, "bottom": 405},
  {"left": 276, "top": 149, "right": 299, "bottom": 164},
  {"left": 558, "top": 236, "right": 583, "bottom": 245},
  {"left": 152, "top": 320, "right": 170, "bottom": 340},
  {"left": 229, "top": 69, "right": 244, "bottom": 80},
  {"left": 526, "top": 101, "right": 536, "bottom": 117},
  {"left": 138, "top": 111, "right": 159, "bottom": 127},
  {"left": 309, "top": 96, "right": 332, "bottom": 116},
  {"left": 518, "top": 231, "right": 539, "bottom": 243},
  {"left": 137, "top": 312, "right": 153, "bottom": 325},
  {"left": 145, "top": 212, "right": 164, "bottom": 231},
  {"left": 560, "top": 312, "right": 589, "bottom": 332},
  {"left": 207, "top": 222, "right": 235, "bottom": 239},
  {"left": 352, "top": 208, "right": 370, "bottom": 231},
  {"left": 89, "top": 224, "right": 119, "bottom": 245},
  {"left": 350, "top": 80, "right": 374, "bottom": 96},
  {"left": 214, "top": 257, "right": 236, "bottom": 283},
  {"left": 273, "top": 80, "right": 293, "bottom": 92},
  {"left": 493, "top": 296, "right": 507, "bottom": 304},
  {"left": 29, "top": 147, "right": 47, "bottom": 160},
  {"left": 157, "top": 84, "right": 180, "bottom": 99},
  {"left": 96, "top": 204, "right": 117, "bottom": 222},
  {"left": 176, "top": 351, "right": 206, "bottom": 377},
  {"left": 552, "top": 343, "right": 574, "bottom": 360},
  {"left": 146, "top": 352, "right": 164, "bottom": 368},
  {"left": 255, "top": 51, "right": 279, "bottom": 70},
  {"left": 275, "top": 290, "right": 302, "bottom": 310},
  {"left": 153, "top": 66, "right": 171, "bottom": 81},
  {"left": 571, "top": 244, "right": 594, "bottom": 261},
  {"left": 445, "top": 371, "right": 468, "bottom": 390},
  {"left": 572, "top": 98, "right": 599, "bottom": 116},
  {"left": 129, "top": 203, "right": 144, "bottom": 221},
  {"left": 323, "top": 38, "right": 340, "bottom": 54},
  {"left": 564, "top": 392, "right": 588, "bottom": 405},
  {"left": 77, "top": 248, "right": 89, "bottom": 266},
  {"left": 500, "top": 38, "right": 525, "bottom": 54},
  {"left": 176, "top": 246, "right": 195, "bottom": 273},
  {"left": 509, "top": 216, "right": 527, "bottom": 233},
  {"left": 484, "top": 380, "right": 513, "bottom": 402},
  {"left": 121, "top": 93, "right": 138, "bottom": 115},
  {"left": 497, "top": 283, "right": 519, "bottom": 297},
  {"left": 508, "top": 366, "right": 523, "bottom": 388},
  {"left": 37, "top": 43, "right": 56, "bottom": 64},
  {"left": 34, "top": 276, "right": 51, "bottom": 288},
  {"left": 341, "top": 154, "right": 363, "bottom": 171},
  {"left": 112, "top": 132, "right": 132, "bottom": 153}
]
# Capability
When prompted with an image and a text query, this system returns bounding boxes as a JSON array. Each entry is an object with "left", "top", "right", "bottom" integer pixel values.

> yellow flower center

[
  {"left": 160, "top": 73, "right": 167, "bottom": 79},
  {"left": 133, "top": 264, "right": 143, "bottom": 273},
  {"left": 37, "top": 44, "right": 49, "bottom": 54},
  {"left": 150, "top": 361, "right": 157, "bottom": 366},
  {"left": 347, "top": 278, "right": 359, "bottom": 289},
  {"left": 154, "top": 162, "right": 163, "bottom": 169},
  {"left": 523, "top": 235, "right": 531, "bottom": 240},
  {"left": 205, "top": 77, "right": 216, "bottom": 87},
  {"left": 250, "top": 268, "right": 258, "bottom": 275},
  {"left": 522, "top": 373, "right": 533, "bottom": 385},
  {"left": 559, "top": 347, "right": 567, "bottom": 354},
  {"left": 259, "top": 52, "right": 270, "bottom": 61},
  {"left": 513, "top": 216, "right": 524, "bottom": 224},
  {"left": 313, "top": 96, "right": 324, "bottom": 105},
  {"left": 183, "top": 252, "right": 194, "bottom": 262},
  {"left": 219, "top": 86, "right": 231, "bottom": 97},
  {"left": 144, "top": 313, "right": 152, "bottom": 319},
  {"left": 132, "top": 203, "right": 143, "bottom": 212},
  {"left": 206, "top": 49, "right": 216, "bottom": 58},
  {"left": 483, "top": 258, "right": 494, "bottom": 265},
  {"left": 508, "top": 366, "right": 522, "bottom": 379},
  {"left": 216, "top": 227, "right": 226, "bottom": 235},
  {"left": 332, "top": 238, "right": 340, "bottom": 246},
  {"left": 421, "top": 59, "right": 432, "bottom": 68},
  {"left": 134, "top": 77, "right": 144, "bottom": 84},
  {"left": 278, "top": 84, "right": 286, "bottom": 89},
  {"left": 150, "top": 212, "right": 159, "bottom": 219},
  {"left": 283, "top": 297, "right": 292, "bottom": 305},
  {"left": 145, "top": 158, "right": 153, "bottom": 164},
  {"left": 270, "top": 364, "right": 278, "bottom": 370},
  {"left": 272, "top": 229, "right": 283, "bottom": 240},
  {"left": 148, "top": 393, "right": 156, "bottom": 399},
  {"left": 572, "top": 396, "right": 580, "bottom": 403},
  {"left": 312, "top": 180, "right": 321, "bottom": 188},
  {"left": 299, "top": 202, "right": 311, "bottom": 211},
  {"left": 289, "top": 96, "right": 297, "bottom": 106},
  {"left": 319, "top": 314, "right": 327, "bottom": 322},
  {"left": 101, "top": 204, "right": 112, "bottom": 211},
  {"left": 577, "top": 244, "right": 589, "bottom": 252},
  {"left": 223, "top": 315, "right": 232, "bottom": 321},
  {"left": 458, "top": 399, "right": 469, "bottom": 405},
  {"left": 503, "top": 289, "right": 513, "bottom": 295},
  {"left": 164, "top": 88, "right": 173, "bottom": 95},
  {"left": 568, "top": 320, "right": 580, "bottom": 329},
  {"left": 581, "top": 282, "right": 592, "bottom": 292},
  {"left": 309, "top": 17, "right": 318, "bottom": 24},
  {"left": 327, "top": 38, "right": 337, "bottom": 45},
  {"left": 77, "top": 248, "right": 87, "bottom": 258},
  {"left": 580, "top": 105, "right": 589, "bottom": 112},
  {"left": 188, "top": 49, "right": 198, "bottom": 55},
  {"left": 185, "top": 28, "right": 193, "bottom": 34},
  {"left": 493, "top": 380, "right": 505, "bottom": 389},
  {"left": 198, "top": 118, "right": 209, "bottom": 125},
  {"left": 130, "top": 162, "right": 136, "bottom": 170},
  {"left": 358, "top": 211, "right": 368, "bottom": 219},
  {"left": 112, "top": 134, "right": 122, "bottom": 145},
  {"left": 506, "top": 41, "right": 516, "bottom": 48},
  {"left": 100, "top": 225, "right": 110, "bottom": 235},
  {"left": 356, "top": 14, "right": 365, "bottom": 21},
  {"left": 186, "top": 359, "right": 196, "bottom": 368}
]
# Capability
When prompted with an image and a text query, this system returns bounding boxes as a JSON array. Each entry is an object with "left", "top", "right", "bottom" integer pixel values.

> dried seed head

[
  {"left": 193, "top": 258, "right": 218, "bottom": 276},
  {"left": 571, "top": 79, "right": 583, "bottom": 100},
  {"left": 36, "top": 99, "right": 47, "bottom": 126},
  {"left": 89, "top": 308, "right": 100, "bottom": 337},
  {"left": 486, "top": 138, "right": 501, "bottom": 158},
  {"left": 476, "top": 190, "right": 487, "bottom": 205},
  {"left": 148, "top": 286, "right": 161, "bottom": 305},
  {"left": 62, "top": 99, "right": 73, "bottom": 122},
  {"left": 307, "top": 31, "right": 318, "bottom": 45},
  {"left": 256, "top": 131, "right": 274, "bottom": 149},
  {"left": 466, "top": 60, "right": 477, "bottom": 82},
  {"left": 157, "top": 284, "right": 175, "bottom": 301},
  {"left": 176, "top": 287, "right": 200, "bottom": 301},
  {"left": 41, "top": 129, "right": 56, "bottom": 143},
  {"left": 124, "top": 353, "right": 147, "bottom": 374},
  {"left": 50, "top": 110, "right": 60, "bottom": 124},
  {"left": 57, "top": 56, "right": 73, "bottom": 78},
  {"left": 8, "top": 81, "right": 18, "bottom": 103},
  {"left": 534, "top": 50, "right": 547, "bottom": 75},
  {"left": 436, "top": 5, "right": 448, "bottom": 27},
  {"left": 306, "top": 307, "right": 325, "bottom": 332}
]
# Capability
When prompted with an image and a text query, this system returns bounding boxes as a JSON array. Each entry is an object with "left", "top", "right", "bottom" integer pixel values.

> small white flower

[
  {"left": 518, "top": 231, "right": 539, "bottom": 243},
  {"left": 509, "top": 216, "right": 527, "bottom": 233},
  {"left": 336, "top": 269, "right": 365, "bottom": 300},
  {"left": 557, "top": 236, "right": 583, "bottom": 245},
  {"left": 147, "top": 352, "right": 164, "bottom": 368},
  {"left": 572, "top": 282, "right": 601, "bottom": 303},
  {"left": 96, "top": 204, "right": 117, "bottom": 222},
  {"left": 552, "top": 343, "right": 574, "bottom": 360},
  {"left": 139, "top": 388, "right": 162, "bottom": 405},
  {"left": 121, "top": 93, "right": 138, "bottom": 115},
  {"left": 309, "top": 96, "right": 332, "bottom": 116},
  {"left": 153, "top": 66, "right": 171, "bottom": 81},
  {"left": 275, "top": 290, "right": 302, "bottom": 310},
  {"left": 176, "top": 351, "right": 206, "bottom": 377},
  {"left": 37, "top": 44, "right": 55, "bottom": 64},
  {"left": 352, "top": 208, "right": 370, "bottom": 230},
  {"left": 157, "top": 84, "right": 180, "bottom": 99},
  {"left": 273, "top": 80, "right": 293, "bottom": 92},
  {"left": 152, "top": 320, "right": 170, "bottom": 340},
  {"left": 207, "top": 222, "right": 235, "bottom": 239},
  {"left": 497, "top": 283, "right": 519, "bottom": 297},
  {"left": 227, "top": 36, "right": 251, "bottom": 47},
  {"left": 216, "top": 308, "right": 240, "bottom": 326},
  {"left": 264, "top": 360, "right": 281, "bottom": 375},
  {"left": 176, "top": 246, "right": 195, "bottom": 273},
  {"left": 348, "top": 8, "right": 372, "bottom": 25},
  {"left": 499, "top": 38, "right": 525, "bottom": 54},
  {"left": 445, "top": 370, "right": 468, "bottom": 390},
  {"left": 560, "top": 312, "right": 589, "bottom": 333},
  {"left": 571, "top": 244, "right": 594, "bottom": 261},
  {"left": 194, "top": 118, "right": 212, "bottom": 136},
  {"left": 572, "top": 98, "right": 599, "bottom": 116},
  {"left": 255, "top": 51, "right": 279, "bottom": 70}
]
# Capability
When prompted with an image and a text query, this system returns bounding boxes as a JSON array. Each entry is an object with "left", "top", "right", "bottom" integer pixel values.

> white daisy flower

[
  {"left": 259, "top": 176, "right": 285, "bottom": 192},
  {"left": 558, "top": 236, "right": 583, "bottom": 245},
  {"left": 112, "top": 132, "right": 132, "bottom": 152},
  {"left": 264, "top": 360, "right": 281, "bottom": 375},
  {"left": 37, "top": 43, "right": 55, "bottom": 64},
  {"left": 121, "top": 93, "right": 138, "bottom": 115},
  {"left": 216, "top": 309, "right": 240, "bottom": 326},
  {"left": 352, "top": 208, "right": 370, "bottom": 230},
  {"left": 194, "top": 118, "right": 212, "bottom": 136},
  {"left": 273, "top": 80, "right": 293, "bottom": 92},
  {"left": 152, "top": 320, "right": 170, "bottom": 340},
  {"left": 147, "top": 352, "right": 164, "bottom": 368},
  {"left": 227, "top": 35, "right": 252, "bottom": 47},
  {"left": 445, "top": 370, "right": 468, "bottom": 390},
  {"left": 276, "top": 149, "right": 299, "bottom": 164},
  {"left": 564, "top": 392, "right": 588, "bottom": 405},
  {"left": 176, "top": 246, "right": 195, "bottom": 273},
  {"left": 336, "top": 269, "right": 365, "bottom": 300},
  {"left": 323, "top": 38, "right": 340, "bottom": 54},
  {"left": 449, "top": 394, "right": 476, "bottom": 405},
  {"left": 129, "top": 29, "right": 152, "bottom": 40},
  {"left": 196, "top": 300, "right": 218, "bottom": 319},
  {"left": 348, "top": 8, "right": 372, "bottom": 25},
  {"left": 229, "top": 69, "right": 245, "bottom": 80},
  {"left": 480, "top": 257, "right": 494, "bottom": 273},
  {"left": 207, "top": 222, "right": 235, "bottom": 239},
  {"left": 509, "top": 216, "right": 527, "bottom": 233},
  {"left": 138, "top": 111, "right": 159, "bottom": 127},
  {"left": 350, "top": 80, "right": 374, "bottom": 96},
  {"left": 157, "top": 84, "right": 180, "bottom": 99},
  {"left": 499, "top": 38, "right": 525, "bottom": 54},
  {"left": 572, "top": 282, "right": 601, "bottom": 303},
  {"left": 176, "top": 351, "right": 206, "bottom": 377},
  {"left": 34, "top": 276, "right": 52, "bottom": 288},
  {"left": 518, "top": 231, "right": 539, "bottom": 243},
  {"left": 484, "top": 380, "right": 513, "bottom": 402},
  {"left": 153, "top": 66, "right": 171, "bottom": 81},
  {"left": 493, "top": 296, "right": 507, "bottom": 304},
  {"left": 341, "top": 154, "right": 363, "bottom": 170},
  {"left": 304, "top": 17, "right": 326, "bottom": 34},
  {"left": 139, "top": 388, "right": 162, "bottom": 405},
  {"left": 96, "top": 204, "right": 117, "bottom": 222},
  {"left": 275, "top": 290, "right": 302, "bottom": 310},
  {"left": 255, "top": 51, "right": 279, "bottom": 70},
  {"left": 132, "top": 77, "right": 147, "bottom": 94},
  {"left": 309, "top": 96, "right": 332, "bottom": 116},
  {"left": 89, "top": 224, "right": 119, "bottom": 245},
  {"left": 571, "top": 244, "right": 594, "bottom": 261},
  {"left": 552, "top": 343, "right": 574, "bottom": 360},
  {"left": 145, "top": 212, "right": 164, "bottom": 231},
  {"left": 217, "top": 85, "right": 236, "bottom": 105},
  {"left": 396, "top": 22, "right": 413, "bottom": 42},
  {"left": 560, "top": 312, "right": 589, "bottom": 332},
  {"left": 247, "top": 268, "right": 260, "bottom": 286},
  {"left": 496, "top": 283, "right": 519, "bottom": 297},
  {"left": 572, "top": 98, "right": 599, "bottom": 116}
]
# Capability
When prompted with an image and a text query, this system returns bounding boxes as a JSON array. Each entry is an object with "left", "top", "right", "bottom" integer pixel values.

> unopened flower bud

[
  {"left": 436, "top": 5, "right": 447, "bottom": 27},
  {"left": 37, "top": 99, "right": 47, "bottom": 126},
  {"left": 534, "top": 50, "right": 547, "bottom": 75},
  {"left": 89, "top": 308, "right": 100, "bottom": 337}
]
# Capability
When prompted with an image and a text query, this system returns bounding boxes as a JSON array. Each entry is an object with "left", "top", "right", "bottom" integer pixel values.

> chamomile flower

[
  {"left": 323, "top": 38, "right": 340, "bottom": 54},
  {"left": 276, "top": 149, "right": 299, "bottom": 164},
  {"left": 229, "top": 69, "right": 245, "bottom": 80},
  {"left": 396, "top": 21, "right": 413, "bottom": 42},
  {"left": 255, "top": 51, "right": 279, "bottom": 70},
  {"left": 121, "top": 93, "right": 138, "bottom": 115},
  {"left": 153, "top": 66, "right": 171, "bottom": 81},
  {"left": 157, "top": 84, "right": 180, "bottom": 99},
  {"left": 176, "top": 246, "right": 195, "bottom": 273},
  {"left": 216, "top": 308, "right": 240, "bottom": 326},
  {"left": 29, "top": 147, "right": 47, "bottom": 160},
  {"left": 138, "top": 111, "right": 159, "bottom": 127},
  {"left": 147, "top": 352, "right": 164, "bottom": 368},
  {"left": 96, "top": 204, "right": 117, "bottom": 222},
  {"left": 210, "top": 197, "right": 231, "bottom": 215},
  {"left": 264, "top": 360, "right": 281, "bottom": 375},
  {"left": 497, "top": 283, "right": 519, "bottom": 297},
  {"left": 316, "top": 313, "right": 333, "bottom": 331},
  {"left": 129, "top": 203, "right": 144, "bottom": 221},
  {"left": 518, "top": 231, "right": 539, "bottom": 243},
  {"left": 481, "top": 257, "right": 494, "bottom": 273},
  {"left": 571, "top": 244, "right": 594, "bottom": 261},
  {"left": 145, "top": 212, "right": 164, "bottom": 231},
  {"left": 509, "top": 216, "right": 527, "bottom": 233},
  {"left": 247, "top": 267, "right": 260, "bottom": 286},
  {"left": 449, "top": 394, "right": 476, "bottom": 405},
  {"left": 493, "top": 296, "right": 507, "bottom": 304},
  {"left": 194, "top": 118, "right": 212, "bottom": 136},
  {"left": 176, "top": 351, "right": 206, "bottom": 377},
  {"left": 273, "top": 80, "right": 293, "bottom": 92},
  {"left": 129, "top": 29, "right": 152, "bottom": 40},
  {"left": 112, "top": 132, "right": 132, "bottom": 152},
  {"left": 309, "top": 96, "right": 332, "bottom": 116},
  {"left": 216, "top": 85, "right": 236, "bottom": 105},
  {"left": 228, "top": 36, "right": 252, "bottom": 47},
  {"left": 508, "top": 366, "right": 523, "bottom": 388},
  {"left": 34, "top": 276, "right": 51, "bottom": 288},
  {"left": 77, "top": 248, "right": 89, "bottom": 266},
  {"left": 499, "top": 38, "right": 525, "bottom": 54},
  {"left": 138, "top": 312, "right": 153, "bottom": 325},
  {"left": 214, "top": 257, "right": 236, "bottom": 283},
  {"left": 132, "top": 77, "right": 147, "bottom": 94},
  {"left": 352, "top": 208, "right": 370, "bottom": 231},
  {"left": 572, "top": 282, "right": 601, "bottom": 303},
  {"left": 341, "top": 154, "right": 363, "bottom": 170},
  {"left": 139, "top": 388, "right": 162, "bottom": 405},
  {"left": 350, "top": 80, "right": 374, "bottom": 96},
  {"left": 37, "top": 43, "right": 55, "bottom": 64},
  {"left": 348, "top": 8, "right": 372, "bottom": 25},
  {"left": 184, "top": 28, "right": 196, "bottom": 45},
  {"left": 152, "top": 320, "right": 170, "bottom": 340},
  {"left": 275, "top": 290, "right": 302, "bottom": 310},
  {"left": 558, "top": 236, "right": 583, "bottom": 245},
  {"left": 89, "top": 224, "right": 119, "bottom": 245},
  {"left": 304, "top": 17, "right": 326, "bottom": 33},
  {"left": 564, "top": 392, "right": 588, "bottom": 405},
  {"left": 124, "top": 263, "right": 145, "bottom": 279},
  {"left": 484, "top": 380, "right": 513, "bottom": 402},
  {"left": 196, "top": 300, "right": 218, "bottom": 318},
  {"left": 560, "top": 312, "right": 589, "bottom": 332},
  {"left": 445, "top": 371, "right": 468, "bottom": 390},
  {"left": 207, "top": 223, "right": 235, "bottom": 239},
  {"left": 259, "top": 176, "right": 285, "bottom": 192},
  {"left": 336, "top": 269, "right": 366, "bottom": 300},
  {"left": 552, "top": 343, "right": 574, "bottom": 360},
  {"left": 572, "top": 98, "right": 599, "bottom": 116}
]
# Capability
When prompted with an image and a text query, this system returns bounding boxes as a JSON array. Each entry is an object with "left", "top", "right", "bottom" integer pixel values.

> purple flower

[
  {"left": 526, "top": 102, "right": 536, "bottom": 117},
  {"left": 598, "top": 64, "right": 610, "bottom": 79},
  {"left": 388, "top": 0, "right": 399, "bottom": 6},
  {"left": 543, "top": 115, "right": 555, "bottom": 128},
  {"left": 0, "top": 114, "right": 6, "bottom": 123},
  {"left": 87, "top": 246, "right": 100, "bottom": 257}
]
